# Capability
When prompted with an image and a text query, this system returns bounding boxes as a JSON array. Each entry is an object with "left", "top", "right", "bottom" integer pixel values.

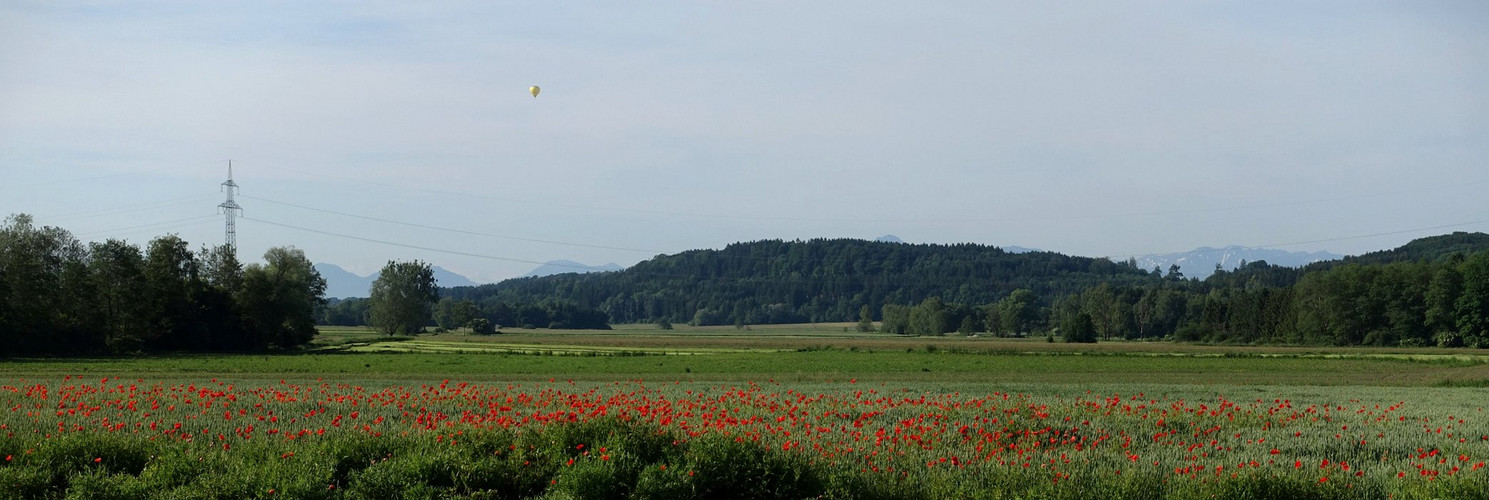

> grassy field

[
  {"left": 3, "top": 325, "right": 1489, "bottom": 498},
  {"left": 15, "top": 324, "right": 1484, "bottom": 387}
]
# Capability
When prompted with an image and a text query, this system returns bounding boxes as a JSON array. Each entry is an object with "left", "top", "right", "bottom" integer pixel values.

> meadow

[{"left": 3, "top": 325, "right": 1489, "bottom": 498}]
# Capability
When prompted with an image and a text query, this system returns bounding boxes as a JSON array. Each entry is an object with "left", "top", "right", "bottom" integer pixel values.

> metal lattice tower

[{"left": 218, "top": 161, "right": 242, "bottom": 249}]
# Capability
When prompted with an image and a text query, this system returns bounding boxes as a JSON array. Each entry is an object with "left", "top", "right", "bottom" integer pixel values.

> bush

[
  {"left": 684, "top": 434, "right": 823, "bottom": 500},
  {"left": 64, "top": 469, "right": 150, "bottom": 500},
  {"left": 469, "top": 318, "right": 496, "bottom": 335},
  {"left": 1173, "top": 324, "right": 1210, "bottom": 343},
  {"left": 1062, "top": 313, "right": 1097, "bottom": 343}
]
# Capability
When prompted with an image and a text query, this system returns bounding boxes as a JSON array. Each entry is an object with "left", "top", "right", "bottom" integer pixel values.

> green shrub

[
  {"left": 325, "top": 433, "right": 420, "bottom": 485},
  {"left": 630, "top": 465, "right": 693, "bottom": 500},
  {"left": 64, "top": 469, "right": 150, "bottom": 500},
  {"left": 684, "top": 434, "right": 823, "bottom": 500},
  {"left": 0, "top": 466, "right": 53, "bottom": 499}
]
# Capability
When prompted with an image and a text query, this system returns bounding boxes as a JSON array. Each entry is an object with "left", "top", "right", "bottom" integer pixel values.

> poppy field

[{"left": 2, "top": 369, "right": 1488, "bottom": 499}]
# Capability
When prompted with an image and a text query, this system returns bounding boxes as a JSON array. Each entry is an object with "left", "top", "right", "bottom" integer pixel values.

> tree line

[
  {"left": 8, "top": 211, "right": 1486, "bottom": 351},
  {"left": 0, "top": 214, "right": 324, "bottom": 355},
  {"left": 319, "top": 295, "right": 612, "bottom": 333},
  {"left": 445, "top": 235, "right": 1489, "bottom": 348},
  {"left": 855, "top": 251, "right": 1489, "bottom": 348},
  {"left": 0, "top": 214, "right": 612, "bottom": 356}
]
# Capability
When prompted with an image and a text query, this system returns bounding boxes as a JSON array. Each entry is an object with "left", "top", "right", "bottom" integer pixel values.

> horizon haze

[{"left": 3, "top": 2, "right": 1486, "bottom": 282}]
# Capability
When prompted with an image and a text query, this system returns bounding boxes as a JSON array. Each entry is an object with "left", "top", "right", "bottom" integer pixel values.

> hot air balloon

[{"left": 530, "top": 86, "right": 540, "bottom": 98}]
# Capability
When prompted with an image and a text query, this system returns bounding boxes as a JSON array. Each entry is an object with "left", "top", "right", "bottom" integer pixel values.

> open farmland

[{"left": 3, "top": 328, "right": 1489, "bottom": 498}]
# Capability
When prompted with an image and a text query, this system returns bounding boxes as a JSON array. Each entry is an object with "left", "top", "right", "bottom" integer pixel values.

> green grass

[
  {"left": 5, "top": 326, "right": 1489, "bottom": 497},
  {"left": 4, "top": 345, "right": 1487, "bottom": 386}
]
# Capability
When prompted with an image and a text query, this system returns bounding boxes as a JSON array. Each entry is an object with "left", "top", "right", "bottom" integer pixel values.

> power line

[
  {"left": 239, "top": 215, "right": 979, "bottom": 286},
  {"left": 242, "top": 216, "right": 557, "bottom": 267},
  {"left": 242, "top": 215, "right": 800, "bottom": 283},
  {"left": 37, "top": 195, "right": 220, "bottom": 223},
  {"left": 245, "top": 194, "right": 1489, "bottom": 273},
  {"left": 235, "top": 159, "right": 1489, "bottom": 224},
  {"left": 72, "top": 215, "right": 221, "bottom": 239},
  {"left": 0, "top": 165, "right": 198, "bottom": 192},
  {"left": 242, "top": 211, "right": 1489, "bottom": 292},
  {"left": 1248, "top": 219, "right": 1489, "bottom": 249},
  {"left": 239, "top": 195, "right": 1074, "bottom": 269},
  {"left": 231, "top": 161, "right": 1489, "bottom": 273},
  {"left": 240, "top": 194, "right": 662, "bottom": 254}
]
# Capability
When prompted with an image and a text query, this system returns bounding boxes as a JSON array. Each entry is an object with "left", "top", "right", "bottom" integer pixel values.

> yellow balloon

[{"left": 530, "top": 86, "right": 540, "bottom": 98}]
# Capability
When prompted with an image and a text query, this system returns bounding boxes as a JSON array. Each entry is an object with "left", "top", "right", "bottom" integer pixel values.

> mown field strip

[
  {"left": 5, "top": 349, "right": 1489, "bottom": 386},
  {"left": 334, "top": 339, "right": 777, "bottom": 356}
]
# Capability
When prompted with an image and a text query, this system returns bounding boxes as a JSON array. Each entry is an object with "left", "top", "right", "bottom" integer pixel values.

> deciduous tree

[
  {"left": 368, "top": 260, "right": 438, "bottom": 335},
  {"left": 239, "top": 247, "right": 326, "bottom": 348}
]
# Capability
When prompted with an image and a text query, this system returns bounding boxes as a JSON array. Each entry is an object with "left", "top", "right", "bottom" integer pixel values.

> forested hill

[
  {"left": 1208, "top": 231, "right": 1489, "bottom": 288},
  {"left": 1326, "top": 232, "right": 1489, "bottom": 267},
  {"left": 441, "top": 239, "right": 1157, "bottom": 325}
]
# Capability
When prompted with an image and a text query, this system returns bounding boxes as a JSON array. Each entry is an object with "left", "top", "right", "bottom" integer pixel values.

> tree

[
  {"left": 1133, "top": 288, "right": 1158, "bottom": 338},
  {"left": 881, "top": 304, "right": 911, "bottom": 334},
  {"left": 88, "top": 239, "right": 150, "bottom": 352},
  {"left": 1152, "top": 289, "right": 1188, "bottom": 338},
  {"left": 1062, "top": 312, "right": 1097, "bottom": 343},
  {"left": 144, "top": 235, "right": 203, "bottom": 350},
  {"left": 997, "top": 289, "right": 1041, "bottom": 336},
  {"left": 957, "top": 315, "right": 977, "bottom": 335},
  {"left": 368, "top": 260, "right": 438, "bottom": 335},
  {"left": 909, "top": 297, "right": 948, "bottom": 335},
  {"left": 239, "top": 247, "right": 326, "bottom": 349},
  {"left": 1082, "top": 283, "right": 1120, "bottom": 340},
  {"left": 434, "top": 297, "right": 479, "bottom": 331},
  {"left": 197, "top": 243, "right": 248, "bottom": 350},
  {"left": 1457, "top": 252, "right": 1489, "bottom": 348},
  {"left": 1165, "top": 264, "right": 1184, "bottom": 281},
  {"left": 983, "top": 303, "right": 1004, "bottom": 336},
  {"left": 318, "top": 298, "right": 370, "bottom": 327},
  {"left": 1050, "top": 294, "right": 1082, "bottom": 338},
  {"left": 1425, "top": 263, "right": 1462, "bottom": 340},
  {"left": 518, "top": 304, "right": 550, "bottom": 328},
  {"left": 0, "top": 214, "right": 85, "bottom": 354},
  {"left": 200, "top": 244, "right": 243, "bottom": 293},
  {"left": 856, "top": 304, "right": 875, "bottom": 332},
  {"left": 482, "top": 300, "right": 515, "bottom": 328}
]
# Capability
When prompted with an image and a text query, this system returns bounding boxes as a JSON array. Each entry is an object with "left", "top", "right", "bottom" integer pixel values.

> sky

[{"left": 2, "top": 1, "right": 1486, "bottom": 283}]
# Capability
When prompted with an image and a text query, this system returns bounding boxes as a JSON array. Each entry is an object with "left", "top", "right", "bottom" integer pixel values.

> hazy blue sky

[{"left": 2, "top": 1, "right": 1486, "bottom": 282}]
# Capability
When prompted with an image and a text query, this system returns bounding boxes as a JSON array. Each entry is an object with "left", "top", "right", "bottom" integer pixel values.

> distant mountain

[
  {"left": 315, "top": 264, "right": 375, "bottom": 299},
  {"left": 315, "top": 263, "right": 482, "bottom": 298},
  {"left": 521, "top": 260, "right": 625, "bottom": 278},
  {"left": 874, "top": 235, "right": 904, "bottom": 243},
  {"left": 433, "top": 267, "right": 481, "bottom": 288},
  {"left": 1131, "top": 246, "right": 1342, "bottom": 279}
]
